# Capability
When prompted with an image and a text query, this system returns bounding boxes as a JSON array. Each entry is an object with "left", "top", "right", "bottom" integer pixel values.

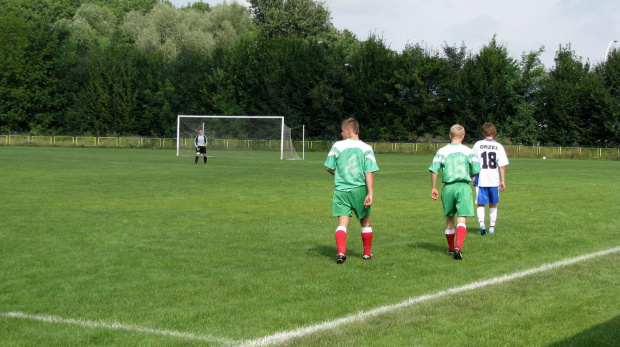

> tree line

[{"left": 1, "top": 0, "right": 618, "bottom": 146}]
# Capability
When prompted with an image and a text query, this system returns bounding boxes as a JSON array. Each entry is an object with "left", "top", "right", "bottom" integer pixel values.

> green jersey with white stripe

[
  {"left": 324, "top": 138, "right": 379, "bottom": 192},
  {"left": 429, "top": 143, "right": 481, "bottom": 184}
]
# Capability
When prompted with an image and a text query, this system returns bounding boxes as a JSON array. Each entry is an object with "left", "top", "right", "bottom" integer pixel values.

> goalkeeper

[{"left": 194, "top": 129, "right": 208, "bottom": 165}]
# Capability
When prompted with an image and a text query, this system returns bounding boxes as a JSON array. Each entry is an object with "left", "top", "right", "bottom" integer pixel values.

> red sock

[
  {"left": 361, "top": 228, "right": 373, "bottom": 255},
  {"left": 335, "top": 228, "right": 347, "bottom": 255},
  {"left": 446, "top": 233, "right": 455, "bottom": 251},
  {"left": 456, "top": 224, "right": 467, "bottom": 250}
]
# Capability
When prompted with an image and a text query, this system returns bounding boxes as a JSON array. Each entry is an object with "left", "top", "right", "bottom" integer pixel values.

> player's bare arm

[
  {"left": 499, "top": 166, "right": 506, "bottom": 191},
  {"left": 430, "top": 172, "right": 439, "bottom": 200},
  {"left": 325, "top": 167, "right": 335, "bottom": 175},
  {"left": 364, "top": 172, "right": 374, "bottom": 206}
]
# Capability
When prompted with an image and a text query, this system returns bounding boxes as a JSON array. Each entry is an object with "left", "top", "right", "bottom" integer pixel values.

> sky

[{"left": 169, "top": 0, "right": 620, "bottom": 68}]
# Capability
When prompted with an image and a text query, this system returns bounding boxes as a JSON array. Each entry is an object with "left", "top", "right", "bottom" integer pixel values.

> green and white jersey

[
  {"left": 324, "top": 138, "right": 379, "bottom": 192},
  {"left": 429, "top": 143, "right": 481, "bottom": 184}
]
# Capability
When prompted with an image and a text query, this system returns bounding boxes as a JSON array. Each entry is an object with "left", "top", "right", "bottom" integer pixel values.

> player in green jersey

[
  {"left": 324, "top": 118, "right": 379, "bottom": 264},
  {"left": 429, "top": 124, "right": 481, "bottom": 260}
]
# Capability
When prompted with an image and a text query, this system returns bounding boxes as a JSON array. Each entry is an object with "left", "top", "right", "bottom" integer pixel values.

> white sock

[
  {"left": 477, "top": 206, "right": 486, "bottom": 226},
  {"left": 489, "top": 208, "right": 498, "bottom": 231}
]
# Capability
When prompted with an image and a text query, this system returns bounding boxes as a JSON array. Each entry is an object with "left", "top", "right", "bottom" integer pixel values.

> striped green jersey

[
  {"left": 324, "top": 138, "right": 379, "bottom": 192},
  {"left": 428, "top": 143, "right": 481, "bottom": 183}
]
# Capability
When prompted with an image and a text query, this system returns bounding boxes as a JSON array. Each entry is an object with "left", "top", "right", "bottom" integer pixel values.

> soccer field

[{"left": 0, "top": 146, "right": 618, "bottom": 346}]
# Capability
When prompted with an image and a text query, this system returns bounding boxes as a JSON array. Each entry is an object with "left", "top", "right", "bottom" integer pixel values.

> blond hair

[
  {"left": 450, "top": 124, "right": 465, "bottom": 138},
  {"left": 341, "top": 118, "right": 360, "bottom": 135}
]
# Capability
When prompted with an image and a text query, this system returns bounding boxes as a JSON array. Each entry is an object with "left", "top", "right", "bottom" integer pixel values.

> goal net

[{"left": 176, "top": 115, "right": 303, "bottom": 160}]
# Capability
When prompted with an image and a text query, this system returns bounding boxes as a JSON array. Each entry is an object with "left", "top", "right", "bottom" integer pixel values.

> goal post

[{"left": 176, "top": 115, "right": 303, "bottom": 160}]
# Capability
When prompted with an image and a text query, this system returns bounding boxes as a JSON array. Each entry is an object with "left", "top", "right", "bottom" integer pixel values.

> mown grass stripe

[
  {"left": 2, "top": 246, "right": 618, "bottom": 346},
  {"left": 241, "top": 246, "right": 620, "bottom": 346}
]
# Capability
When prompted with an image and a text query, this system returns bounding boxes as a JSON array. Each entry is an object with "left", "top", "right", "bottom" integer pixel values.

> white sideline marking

[
  {"left": 0, "top": 311, "right": 238, "bottom": 346},
  {"left": 2, "top": 246, "right": 618, "bottom": 346},
  {"left": 240, "top": 246, "right": 620, "bottom": 346}
]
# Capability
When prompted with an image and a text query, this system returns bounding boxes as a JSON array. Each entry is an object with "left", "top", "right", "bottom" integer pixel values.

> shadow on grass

[
  {"left": 547, "top": 315, "right": 620, "bottom": 347},
  {"left": 409, "top": 241, "right": 447, "bottom": 254},
  {"left": 309, "top": 244, "right": 362, "bottom": 260}
]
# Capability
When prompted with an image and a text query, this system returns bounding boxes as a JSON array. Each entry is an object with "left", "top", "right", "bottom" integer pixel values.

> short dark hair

[
  {"left": 482, "top": 122, "right": 497, "bottom": 137},
  {"left": 341, "top": 118, "right": 359, "bottom": 135}
]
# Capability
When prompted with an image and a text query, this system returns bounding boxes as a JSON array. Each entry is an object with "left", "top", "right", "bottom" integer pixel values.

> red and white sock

[
  {"left": 335, "top": 226, "right": 347, "bottom": 255},
  {"left": 455, "top": 223, "right": 467, "bottom": 250},
  {"left": 445, "top": 229, "right": 455, "bottom": 251},
  {"left": 361, "top": 227, "right": 373, "bottom": 255}
]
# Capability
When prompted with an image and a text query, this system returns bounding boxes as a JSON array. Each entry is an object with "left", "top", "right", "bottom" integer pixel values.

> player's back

[
  {"left": 473, "top": 139, "right": 509, "bottom": 187},
  {"left": 430, "top": 143, "right": 479, "bottom": 184},
  {"left": 326, "top": 139, "right": 378, "bottom": 191}
]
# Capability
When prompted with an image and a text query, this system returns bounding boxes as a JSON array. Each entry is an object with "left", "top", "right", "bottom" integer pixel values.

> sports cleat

[
  {"left": 480, "top": 225, "right": 486, "bottom": 236},
  {"left": 336, "top": 253, "right": 347, "bottom": 264},
  {"left": 453, "top": 247, "right": 463, "bottom": 260},
  {"left": 488, "top": 230, "right": 495, "bottom": 235},
  {"left": 447, "top": 249, "right": 455, "bottom": 255},
  {"left": 362, "top": 254, "right": 373, "bottom": 260}
]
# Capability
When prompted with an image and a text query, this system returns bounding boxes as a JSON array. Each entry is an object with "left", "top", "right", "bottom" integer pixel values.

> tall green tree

[
  {"left": 597, "top": 50, "right": 620, "bottom": 145},
  {"left": 249, "top": 0, "right": 334, "bottom": 39},
  {"left": 452, "top": 37, "right": 521, "bottom": 142},
  {"left": 504, "top": 48, "right": 546, "bottom": 144},
  {"left": 342, "top": 35, "right": 398, "bottom": 140},
  {"left": 122, "top": 2, "right": 249, "bottom": 60},
  {"left": 391, "top": 44, "right": 458, "bottom": 140},
  {"left": 534, "top": 44, "right": 616, "bottom": 145},
  {"left": 66, "top": 38, "right": 139, "bottom": 135},
  {"left": 0, "top": 11, "right": 68, "bottom": 133}
]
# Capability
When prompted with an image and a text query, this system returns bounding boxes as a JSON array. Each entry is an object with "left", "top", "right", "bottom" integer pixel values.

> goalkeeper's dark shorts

[{"left": 196, "top": 146, "right": 207, "bottom": 154}]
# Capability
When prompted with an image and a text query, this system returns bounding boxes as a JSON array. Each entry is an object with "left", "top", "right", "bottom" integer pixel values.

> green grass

[{"left": 0, "top": 146, "right": 618, "bottom": 346}]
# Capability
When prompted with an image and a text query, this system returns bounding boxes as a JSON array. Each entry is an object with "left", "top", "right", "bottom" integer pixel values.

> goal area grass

[{"left": 0, "top": 146, "right": 618, "bottom": 346}]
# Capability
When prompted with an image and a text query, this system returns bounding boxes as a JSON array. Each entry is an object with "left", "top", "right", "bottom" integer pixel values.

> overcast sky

[{"left": 169, "top": 0, "right": 619, "bottom": 68}]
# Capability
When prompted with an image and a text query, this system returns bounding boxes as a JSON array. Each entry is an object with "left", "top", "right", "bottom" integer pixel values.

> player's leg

[
  {"left": 351, "top": 186, "right": 373, "bottom": 259},
  {"left": 454, "top": 216, "right": 467, "bottom": 260},
  {"left": 336, "top": 216, "right": 350, "bottom": 263},
  {"left": 202, "top": 147, "right": 208, "bottom": 164},
  {"left": 195, "top": 148, "right": 200, "bottom": 164},
  {"left": 489, "top": 203, "right": 498, "bottom": 234},
  {"left": 333, "top": 191, "right": 352, "bottom": 263},
  {"left": 476, "top": 186, "right": 489, "bottom": 235},
  {"left": 442, "top": 186, "right": 458, "bottom": 255},
  {"left": 359, "top": 215, "right": 373, "bottom": 259},
  {"left": 453, "top": 183, "right": 475, "bottom": 260},
  {"left": 445, "top": 216, "right": 456, "bottom": 254},
  {"left": 488, "top": 187, "right": 500, "bottom": 234}
]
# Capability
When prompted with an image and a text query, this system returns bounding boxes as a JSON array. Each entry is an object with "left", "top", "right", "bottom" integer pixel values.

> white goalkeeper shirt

[
  {"left": 473, "top": 139, "right": 509, "bottom": 187},
  {"left": 194, "top": 135, "right": 208, "bottom": 147}
]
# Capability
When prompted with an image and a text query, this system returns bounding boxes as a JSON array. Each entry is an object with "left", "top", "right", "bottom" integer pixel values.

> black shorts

[{"left": 196, "top": 146, "right": 207, "bottom": 154}]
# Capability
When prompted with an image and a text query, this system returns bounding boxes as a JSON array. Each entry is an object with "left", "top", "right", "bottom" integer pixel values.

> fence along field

[
  {"left": 1, "top": 133, "right": 619, "bottom": 159},
  {"left": 0, "top": 146, "right": 618, "bottom": 346}
]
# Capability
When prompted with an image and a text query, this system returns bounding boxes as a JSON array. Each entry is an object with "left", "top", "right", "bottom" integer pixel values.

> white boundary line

[
  {"left": 240, "top": 246, "right": 620, "bottom": 346},
  {"left": 0, "top": 311, "right": 238, "bottom": 346},
  {"left": 2, "top": 246, "right": 619, "bottom": 346}
]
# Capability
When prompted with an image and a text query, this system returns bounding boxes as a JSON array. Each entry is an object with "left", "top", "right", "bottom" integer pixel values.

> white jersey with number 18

[{"left": 473, "top": 139, "right": 509, "bottom": 187}]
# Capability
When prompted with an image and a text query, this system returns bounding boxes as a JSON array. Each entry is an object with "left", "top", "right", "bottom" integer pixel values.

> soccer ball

[{"left": 542, "top": 156, "right": 547, "bottom": 160}]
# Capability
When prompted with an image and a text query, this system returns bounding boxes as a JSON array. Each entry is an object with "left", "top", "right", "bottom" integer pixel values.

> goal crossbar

[{"left": 176, "top": 115, "right": 287, "bottom": 159}]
